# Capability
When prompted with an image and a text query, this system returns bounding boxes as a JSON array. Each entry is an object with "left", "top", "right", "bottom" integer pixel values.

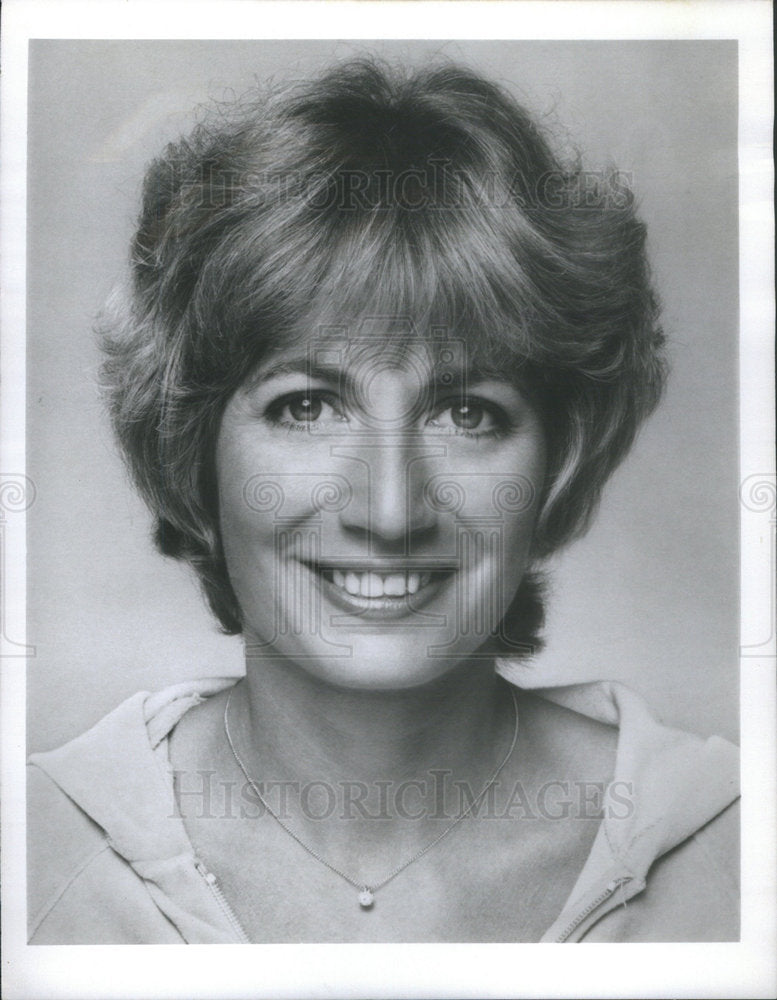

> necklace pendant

[{"left": 358, "top": 888, "right": 374, "bottom": 909}]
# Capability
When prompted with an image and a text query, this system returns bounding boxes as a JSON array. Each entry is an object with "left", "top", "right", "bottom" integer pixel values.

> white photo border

[{"left": 2, "top": 2, "right": 774, "bottom": 998}]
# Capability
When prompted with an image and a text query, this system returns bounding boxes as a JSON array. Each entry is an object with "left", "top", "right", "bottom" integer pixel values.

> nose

[{"left": 334, "top": 436, "right": 440, "bottom": 547}]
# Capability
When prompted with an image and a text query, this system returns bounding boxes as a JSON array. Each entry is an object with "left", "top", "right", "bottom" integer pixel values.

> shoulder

[
  {"left": 507, "top": 678, "right": 739, "bottom": 797},
  {"left": 27, "top": 678, "right": 237, "bottom": 942},
  {"left": 27, "top": 762, "right": 111, "bottom": 936},
  {"left": 27, "top": 760, "right": 108, "bottom": 877},
  {"left": 686, "top": 795, "right": 740, "bottom": 898},
  {"left": 27, "top": 678, "right": 238, "bottom": 832},
  {"left": 584, "top": 799, "right": 740, "bottom": 942},
  {"left": 645, "top": 798, "right": 740, "bottom": 940},
  {"left": 27, "top": 679, "right": 233, "bottom": 896},
  {"left": 515, "top": 688, "right": 619, "bottom": 786},
  {"left": 516, "top": 680, "right": 741, "bottom": 942},
  {"left": 28, "top": 763, "right": 186, "bottom": 943}
]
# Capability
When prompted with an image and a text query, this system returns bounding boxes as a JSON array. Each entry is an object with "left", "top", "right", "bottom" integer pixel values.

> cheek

[
  {"left": 482, "top": 440, "right": 546, "bottom": 598},
  {"left": 466, "top": 437, "right": 546, "bottom": 542},
  {"left": 512, "top": 429, "right": 547, "bottom": 546},
  {"left": 217, "top": 447, "right": 256, "bottom": 554},
  {"left": 215, "top": 423, "right": 275, "bottom": 600},
  {"left": 215, "top": 423, "right": 326, "bottom": 613}
]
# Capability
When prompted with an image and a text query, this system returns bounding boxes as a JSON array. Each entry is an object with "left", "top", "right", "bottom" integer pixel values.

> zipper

[
  {"left": 554, "top": 876, "right": 633, "bottom": 942},
  {"left": 195, "top": 860, "right": 251, "bottom": 943}
]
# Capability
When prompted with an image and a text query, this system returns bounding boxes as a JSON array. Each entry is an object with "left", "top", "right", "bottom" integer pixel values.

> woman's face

[{"left": 216, "top": 329, "right": 546, "bottom": 690}]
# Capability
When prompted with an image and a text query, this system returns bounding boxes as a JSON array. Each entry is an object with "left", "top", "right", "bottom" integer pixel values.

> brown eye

[
  {"left": 450, "top": 403, "right": 484, "bottom": 429},
  {"left": 427, "top": 398, "right": 502, "bottom": 437},
  {"left": 288, "top": 395, "right": 322, "bottom": 421},
  {"left": 266, "top": 390, "right": 346, "bottom": 430}
]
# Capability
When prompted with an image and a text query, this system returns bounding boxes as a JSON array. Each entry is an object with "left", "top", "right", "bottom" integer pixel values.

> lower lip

[{"left": 311, "top": 568, "right": 455, "bottom": 621}]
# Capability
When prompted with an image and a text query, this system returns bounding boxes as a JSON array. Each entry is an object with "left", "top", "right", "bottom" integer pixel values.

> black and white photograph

[{"left": 1, "top": 1, "right": 774, "bottom": 998}]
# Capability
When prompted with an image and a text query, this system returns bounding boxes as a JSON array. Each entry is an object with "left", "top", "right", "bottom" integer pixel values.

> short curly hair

[{"left": 100, "top": 59, "right": 666, "bottom": 640}]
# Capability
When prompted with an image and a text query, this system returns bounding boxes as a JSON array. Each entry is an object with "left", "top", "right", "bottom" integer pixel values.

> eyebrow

[
  {"left": 251, "top": 361, "right": 361, "bottom": 402},
  {"left": 255, "top": 360, "right": 346, "bottom": 384},
  {"left": 252, "top": 357, "right": 519, "bottom": 393}
]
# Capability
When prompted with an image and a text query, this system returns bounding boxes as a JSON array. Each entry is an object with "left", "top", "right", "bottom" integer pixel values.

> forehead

[{"left": 255, "top": 317, "right": 514, "bottom": 386}]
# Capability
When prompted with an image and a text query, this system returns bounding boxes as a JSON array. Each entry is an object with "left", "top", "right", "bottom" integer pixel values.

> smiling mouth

[
  {"left": 307, "top": 563, "right": 456, "bottom": 604},
  {"left": 323, "top": 567, "right": 438, "bottom": 598},
  {"left": 290, "top": 561, "right": 459, "bottom": 623}
]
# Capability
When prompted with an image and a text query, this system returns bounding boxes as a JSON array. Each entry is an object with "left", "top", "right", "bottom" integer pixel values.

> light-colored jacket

[{"left": 28, "top": 677, "right": 739, "bottom": 943}]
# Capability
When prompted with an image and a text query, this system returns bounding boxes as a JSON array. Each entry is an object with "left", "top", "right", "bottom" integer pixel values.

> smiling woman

[
  {"left": 27, "top": 58, "right": 739, "bottom": 944},
  {"left": 217, "top": 348, "right": 546, "bottom": 690}
]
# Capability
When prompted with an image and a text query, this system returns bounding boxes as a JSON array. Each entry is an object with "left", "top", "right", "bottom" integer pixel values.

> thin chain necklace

[{"left": 223, "top": 683, "right": 519, "bottom": 909}]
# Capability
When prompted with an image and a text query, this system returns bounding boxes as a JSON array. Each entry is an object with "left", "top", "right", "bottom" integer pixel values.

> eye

[
  {"left": 449, "top": 402, "right": 486, "bottom": 429},
  {"left": 265, "top": 391, "right": 346, "bottom": 429},
  {"left": 428, "top": 398, "right": 501, "bottom": 436},
  {"left": 287, "top": 395, "right": 322, "bottom": 422}
]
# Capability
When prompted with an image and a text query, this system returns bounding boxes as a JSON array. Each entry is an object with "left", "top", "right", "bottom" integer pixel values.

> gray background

[{"left": 26, "top": 39, "right": 739, "bottom": 750}]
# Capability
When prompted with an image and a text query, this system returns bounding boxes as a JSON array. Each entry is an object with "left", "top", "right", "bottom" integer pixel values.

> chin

[{"left": 245, "top": 629, "right": 484, "bottom": 692}]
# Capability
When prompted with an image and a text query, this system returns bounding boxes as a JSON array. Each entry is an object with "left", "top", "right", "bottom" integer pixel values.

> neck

[
  {"left": 230, "top": 647, "right": 513, "bottom": 798},
  {"left": 225, "top": 647, "right": 518, "bottom": 872}
]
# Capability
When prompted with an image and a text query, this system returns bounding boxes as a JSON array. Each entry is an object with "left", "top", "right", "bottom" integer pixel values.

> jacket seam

[
  {"left": 565, "top": 876, "right": 647, "bottom": 943},
  {"left": 691, "top": 821, "right": 739, "bottom": 904},
  {"left": 29, "top": 840, "right": 113, "bottom": 937},
  {"left": 146, "top": 691, "right": 207, "bottom": 749}
]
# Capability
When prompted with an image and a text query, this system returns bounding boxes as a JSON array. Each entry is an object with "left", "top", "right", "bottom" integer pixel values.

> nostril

[
  {"left": 338, "top": 489, "right": 438, "bottom": 543},
  {"left": 332, "top": 442, "right": 440, "bottom": 540}
]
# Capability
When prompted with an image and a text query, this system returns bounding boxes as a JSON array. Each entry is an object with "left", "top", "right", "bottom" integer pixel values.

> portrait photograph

[{"left": 1, "top": 1, "right": 774, "bottom": 998}]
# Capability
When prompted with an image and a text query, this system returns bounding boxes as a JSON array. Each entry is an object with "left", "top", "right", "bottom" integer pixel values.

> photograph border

[{"left": 2, "top": 2, "right": 775, "bottom": 998}]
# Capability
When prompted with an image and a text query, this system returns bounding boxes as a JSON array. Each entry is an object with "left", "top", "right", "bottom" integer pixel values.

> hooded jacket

[{"left": 27, "top": 676, "right": 739, "bottom": 944}]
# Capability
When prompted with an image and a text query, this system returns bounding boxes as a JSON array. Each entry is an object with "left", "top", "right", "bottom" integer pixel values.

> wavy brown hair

[{"left": 100, "top": 59, "right": 666, "bottom": 644}]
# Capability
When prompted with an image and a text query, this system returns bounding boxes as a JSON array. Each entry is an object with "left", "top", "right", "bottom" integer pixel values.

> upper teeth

[{"left": 330, "top": 570, "right": 431, "bottom": 597}]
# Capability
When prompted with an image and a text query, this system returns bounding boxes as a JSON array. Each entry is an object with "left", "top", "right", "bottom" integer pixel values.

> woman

[{"left": 28, "top": 59, "right": 739, "bottom": 943}]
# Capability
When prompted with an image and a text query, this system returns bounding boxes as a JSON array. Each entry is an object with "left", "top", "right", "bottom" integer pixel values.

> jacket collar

[
  {"left": 31, "top": 674, "right": 739, "bottom": 943},
  {"left": 496, "top": 665, "right": 740, "bottom": 940}
]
